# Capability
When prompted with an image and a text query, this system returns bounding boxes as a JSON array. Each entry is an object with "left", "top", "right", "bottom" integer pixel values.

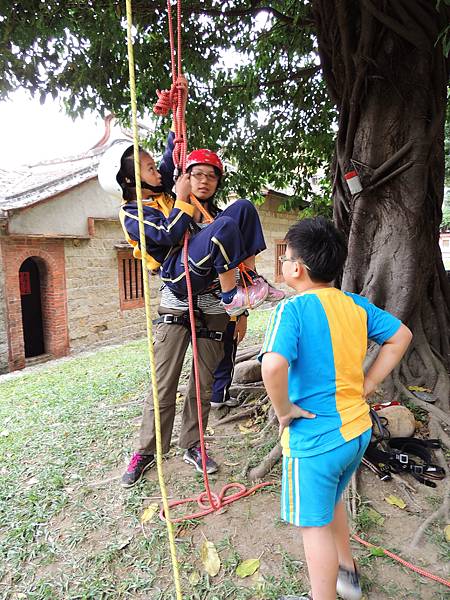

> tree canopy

[
  {"left": 2, "top": 1, "right": 450, "bottom": 405},
  {"left": 1, "top": 1, "right": 337, "bottom": 209}
]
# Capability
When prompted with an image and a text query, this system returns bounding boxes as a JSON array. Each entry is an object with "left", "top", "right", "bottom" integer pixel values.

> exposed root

[
  {"left": 409, "top": 496, "right": 449, "bottom": 549},
  {"left": 247, "top": 442, "right": 282, "bottom": 483},
  {"left": 408, "top": 397, "right": 450, "bottom": 429},
  {"left": 215, "top": 405, "right": 257, "bottom": 425},
  {"left": 409, "top": 418, "right": 449, "bottom": 549}
]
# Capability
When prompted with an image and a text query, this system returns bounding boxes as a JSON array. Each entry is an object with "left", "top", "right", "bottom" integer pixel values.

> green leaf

[
  {"left": 370, "top": 546, "right": 385, "bottom": 557},
  {"left": 235, "top": 558, "right": 260, "bottom": 578},
  {"left": 385, "top": 495, "right": 406, "bottom": 509}
]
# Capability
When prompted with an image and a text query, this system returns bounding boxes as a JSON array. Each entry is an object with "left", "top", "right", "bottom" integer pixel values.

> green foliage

[
  {"left": 0, "top": 1, "right": 334, "bottom": 208},
  {"left": 0, "top": 1, "right": 448, "bottom": 216}
]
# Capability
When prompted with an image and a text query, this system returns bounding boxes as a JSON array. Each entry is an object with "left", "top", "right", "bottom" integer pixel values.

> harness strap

[
  {"left": 153, "top": 314, "right": 224, "bottom": 341},
  {"left": 364, "top": 440, "right": 445, "bottom": 488}
]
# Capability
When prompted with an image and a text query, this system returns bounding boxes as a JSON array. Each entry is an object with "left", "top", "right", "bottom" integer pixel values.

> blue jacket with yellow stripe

[{"left": 118, "top": 132, "right": 196, "bottom": 271}]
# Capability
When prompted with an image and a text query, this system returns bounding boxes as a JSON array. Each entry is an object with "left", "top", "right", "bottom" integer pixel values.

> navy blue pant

[
  {"left": 211, "top": 320, "right": 237, "bottom": 403},
  {"left": 160, "top": 199, "right": 266, "bottom": 297}
]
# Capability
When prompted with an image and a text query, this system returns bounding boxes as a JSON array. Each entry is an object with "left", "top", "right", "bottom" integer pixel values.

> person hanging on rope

[
  {"left": 100, "top": 128, "right": 283, "bottom": 317},
  {"left": 259, "top": 217, "right": 412, "bottom": 600},
  {"left": 98, "top": 77, "right": 282, "bottom": 484}
]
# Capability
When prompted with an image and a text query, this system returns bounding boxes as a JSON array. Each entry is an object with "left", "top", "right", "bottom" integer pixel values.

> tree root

[
  {"left": 247, "top": 442, "right": 282, "bottom": 482},
  {"left": 409, "top": 418, "right": 449, "bottom": 549},
  {"left": 215, "top": 405, "right": 257, "bottom": 425},
  {"left": 235, "top": 345, "right": 260, "bottom": 364},
  {"left": 408, "top": 397, "right": 450, "bottom": 429}
]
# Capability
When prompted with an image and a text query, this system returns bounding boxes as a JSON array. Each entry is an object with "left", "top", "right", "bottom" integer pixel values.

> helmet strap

[{"left": 142, "top": 181, "right": 165, "bottom": 194}]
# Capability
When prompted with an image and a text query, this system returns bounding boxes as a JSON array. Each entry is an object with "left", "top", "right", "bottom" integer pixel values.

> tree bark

[{"left": 313, "top": 0, "right": 450, "bottom": 411}]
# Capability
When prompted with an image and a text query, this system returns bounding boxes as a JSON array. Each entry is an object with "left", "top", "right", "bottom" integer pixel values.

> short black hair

[{"left": 284, "top": 217, "right": 347, "bottom": 283}]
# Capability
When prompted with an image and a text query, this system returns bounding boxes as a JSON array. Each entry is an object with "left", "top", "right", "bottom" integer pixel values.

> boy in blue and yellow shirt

[{"left": 259, "top": 217, "right": 412, "bottom": 600}]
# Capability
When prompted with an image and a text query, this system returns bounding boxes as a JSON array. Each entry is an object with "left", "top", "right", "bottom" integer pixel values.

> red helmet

[{"left": 186, "top": 149, "right": 223, "bottom": 175}]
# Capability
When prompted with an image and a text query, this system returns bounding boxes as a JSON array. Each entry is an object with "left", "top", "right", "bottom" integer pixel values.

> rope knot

[{"left": 153, "top": 84, "right": 177, "bottom": 116}]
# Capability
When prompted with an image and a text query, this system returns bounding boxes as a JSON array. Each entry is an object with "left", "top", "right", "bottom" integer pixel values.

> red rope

[
  {"left": 155, "top": 0, "right": 273, "bottom": 524},
  {"left": 352, "top": 533, "right": 450, "bottom": 588}
]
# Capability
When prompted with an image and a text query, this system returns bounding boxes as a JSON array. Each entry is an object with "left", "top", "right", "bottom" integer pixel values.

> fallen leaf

[
  {"left": 141, "top": 502, "right": 159, "bottom": 524},
  {"left": 236, "top": 558, "right": 260, "bottom": 578},
  {"left": 407, "top": 385, "right": 431, "bottom": 392},
  {"left": 188, "top": 571, "right": 201, "bottom": 586},
  {"left": 223, "top": 461, "right": 240, "bottom": 467},
  {"left": 205, "top": 427, "right": 215, "bottom": 436},
  {"left": 385, "top": 495, "right": 406, "bottom": 509},
  {"left": 238, "top": 424, "right": 254, "bottom": 434},
  {"left": 444, "top": 524, "right": 450, "bottom": 543},
  {"left": 117, "top": 536, "right": 133, "bottom": 550},
  {"left": 370, "top": 546, "right": 385, "bottom": 557},
  {"left": 200, "top": 539, "right": 221, "bottom": 576},
  {"left": 365, "top": 507, "right": 385, "bottom": 525}
]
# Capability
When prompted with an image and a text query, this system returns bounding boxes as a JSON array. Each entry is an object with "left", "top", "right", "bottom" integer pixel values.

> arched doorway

[{"left": 19, "top": 257, "right": 45, "bottom": 357}]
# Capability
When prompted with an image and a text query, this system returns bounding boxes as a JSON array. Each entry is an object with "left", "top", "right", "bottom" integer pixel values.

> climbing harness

[
  {"left": 363, "top": 409, "right": 445, "bottom": 488},
  {"left": 152, "top": 312, "right": 225, "bottom": 342}
]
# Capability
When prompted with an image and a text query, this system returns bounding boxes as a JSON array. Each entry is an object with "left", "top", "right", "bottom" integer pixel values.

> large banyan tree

[
  {"left": 313, "top": 2, "right": 450, "bottom": 419},
  {"left": 1, "top": 1, "right": 450, "bottom": 417}
]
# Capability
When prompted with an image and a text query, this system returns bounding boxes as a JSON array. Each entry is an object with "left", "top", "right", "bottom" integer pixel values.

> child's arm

[
  {"left": 121, "top": 192, "right": 194, "bottom": 248},
  {"left": 364, "top": 323, "right": 412, "bottom": 398},
  {"left": 262, "top": 352, "right": 315, "bottom": 436}
]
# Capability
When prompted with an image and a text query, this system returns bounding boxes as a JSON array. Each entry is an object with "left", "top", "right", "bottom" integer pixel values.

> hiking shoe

[
  {"left": 183, "top": 446, "right": 219, "bottom": 474},
  {"left": 258, "top": 276, "right": 286, "bottom": 302},
  {"left": 336, "top": 562, "right": 362, "bottom": 600},
  {"left": 221, "top": 277, "right": 269, "bottom": 316},
  {"left": 266, "top": 283, "right": 286, "bottom": 302},
  {"left": 121, "top": 453, "right": 155, "bottom": 488},
  {"left": 210, "top": 396, "right": 240, "bottom": 409}
]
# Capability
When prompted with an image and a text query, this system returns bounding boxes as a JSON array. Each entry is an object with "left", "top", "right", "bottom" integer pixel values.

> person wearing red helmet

[
  {"left": 116, "top": 137, "right": 274, "bottom": 315},
  {"left": 98, "top": 81, "right": 285, "bottom": 483}
]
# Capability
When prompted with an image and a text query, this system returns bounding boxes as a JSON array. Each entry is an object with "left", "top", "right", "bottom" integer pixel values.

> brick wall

[
  {"left": 0, "top": 202, "right": 299, "bottom": 372},
  {"left": 255, "top": 203, "right": 299, "bottom": 286},
  {"left": 0, "top": 237, "right": 69, "bottom": 371},
  {"left": 0, "top": 256, "right": 8, "bottom": 374},
  {"left": 64, "top": 220, "right": 159, "bottom": 352}
]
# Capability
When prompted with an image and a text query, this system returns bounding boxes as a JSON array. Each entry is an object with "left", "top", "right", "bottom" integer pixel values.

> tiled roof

[{"left": 0, "top": 146, "right": 108, "bottom": 214}]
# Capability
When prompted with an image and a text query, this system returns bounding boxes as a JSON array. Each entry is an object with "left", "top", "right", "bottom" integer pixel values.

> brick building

[{"left": 0, "top": 149, "right": 301, "bottom": 374}]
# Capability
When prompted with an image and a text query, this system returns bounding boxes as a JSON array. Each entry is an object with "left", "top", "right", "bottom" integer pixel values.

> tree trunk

[{"left": 313, "top": 0, "right": 450, "bottom": 411}]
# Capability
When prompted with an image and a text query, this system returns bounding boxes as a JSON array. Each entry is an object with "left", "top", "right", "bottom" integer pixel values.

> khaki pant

[{"left": 138, "top": 307, "right": 229, "bottom": 455}]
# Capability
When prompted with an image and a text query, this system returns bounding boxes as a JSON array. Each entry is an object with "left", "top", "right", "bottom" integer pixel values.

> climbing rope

[
  {"left": 152, "top": 0, "right": 273, "bottom": 523},
  {"left": 124, "top": 1, "right": 183, "bottom": 598},
  {"left": 352, "top": 534, "right": 450, "bottom": 588}
]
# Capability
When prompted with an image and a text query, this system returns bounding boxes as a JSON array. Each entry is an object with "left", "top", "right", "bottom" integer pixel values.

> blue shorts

[{"left": 281, "top": 429, "right": 371, "bottom": 527}]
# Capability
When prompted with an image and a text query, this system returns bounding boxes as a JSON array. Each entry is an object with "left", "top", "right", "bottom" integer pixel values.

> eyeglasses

[
  {"left": 278, "top": 255, "right": 311, "bottom": 270},
  {"left": 190, "top": 170, "right": 219, "bottom": 182}
]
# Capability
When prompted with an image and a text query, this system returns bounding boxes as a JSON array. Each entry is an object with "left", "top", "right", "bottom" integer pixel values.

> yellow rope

[{"left": 125, "top": 2, "right": 183, "bottom": 598}]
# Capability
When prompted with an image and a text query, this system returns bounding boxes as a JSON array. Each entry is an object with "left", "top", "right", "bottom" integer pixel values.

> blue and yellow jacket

[{"left": 118, "top": 132, "right": 195, "bottom": 271}]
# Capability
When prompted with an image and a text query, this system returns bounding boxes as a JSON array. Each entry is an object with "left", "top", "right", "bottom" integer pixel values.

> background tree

[{"left": 1, "top": 1, "right": 450, "bottom": 414}]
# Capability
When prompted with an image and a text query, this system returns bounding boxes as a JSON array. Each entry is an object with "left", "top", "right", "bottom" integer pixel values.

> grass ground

[{"left": 0, "top": 307, "right": 448, "bottom": 599}]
